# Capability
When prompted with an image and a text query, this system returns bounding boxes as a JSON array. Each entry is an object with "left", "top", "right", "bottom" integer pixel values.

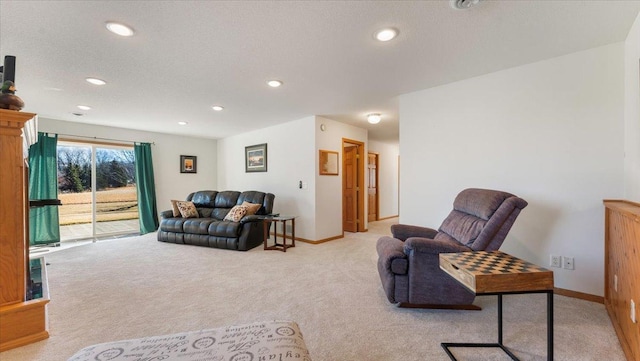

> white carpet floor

[{"left": 0, "top": 218, "right": 625, "bottom": 360}]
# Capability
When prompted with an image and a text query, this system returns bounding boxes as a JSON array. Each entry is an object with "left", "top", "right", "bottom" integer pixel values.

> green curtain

[
  {"left": 28, "top": 132, "right": 60, "bottom": 245},
  {"left": 134, "top": 143, "right": 158, "bottom": 234}
]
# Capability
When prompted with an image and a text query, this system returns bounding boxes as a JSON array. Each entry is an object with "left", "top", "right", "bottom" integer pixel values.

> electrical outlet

[
  {"left": 550, "top": 255, "right": 561, "bottom": 268},
  {"left": 563, "top": 256, "right": 574, "bottom": 270},
  {"left": 614, "top": 274, "right": 618, "bottom": 292},
  {"left": 631, "top": 299, "right": 637, "bottom": 324}
]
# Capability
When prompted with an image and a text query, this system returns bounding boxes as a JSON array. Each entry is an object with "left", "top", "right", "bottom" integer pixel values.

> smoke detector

[{"left": 450, "top": 0, "right": 483, "bottom": 10}]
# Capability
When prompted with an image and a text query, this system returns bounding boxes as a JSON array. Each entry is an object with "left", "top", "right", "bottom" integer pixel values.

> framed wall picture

[
  {"left": 245, "top": 143, "right": 267, "bottom": 172},
  {"left": 319, "top": 150, "right": 339, "bottom": 175},
  {"left": 180, "top": 155, "right": 197, "bottom": 173}
]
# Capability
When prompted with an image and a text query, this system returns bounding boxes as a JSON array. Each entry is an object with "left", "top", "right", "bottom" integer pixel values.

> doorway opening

[
  {"left": 342, "top": 138, "right": 365, "bottom": 233},
  {"left": 367, "top": 152, "right": 379, "bottom": 222}
]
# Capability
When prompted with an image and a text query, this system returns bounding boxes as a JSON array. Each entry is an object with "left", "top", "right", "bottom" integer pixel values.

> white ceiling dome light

[
  {"left": 106, "top": 22, "right": 135, "bottom": 37},
  {"left": 374, "top": 28, "right": 398, "bottom": 42},
  {"left": 450, "top": 0, "right": 484, "bottom": 10},
  {"left": 367, "top": 113, "right": 381, "bottom": 124},
  {"left": 85, "top": 77, "right": 106, "bottom": 85}
]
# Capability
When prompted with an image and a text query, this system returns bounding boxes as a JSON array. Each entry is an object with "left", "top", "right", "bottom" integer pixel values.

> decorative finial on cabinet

[{"left": 0, "top": 80, "right": 24, "bottom": 111}]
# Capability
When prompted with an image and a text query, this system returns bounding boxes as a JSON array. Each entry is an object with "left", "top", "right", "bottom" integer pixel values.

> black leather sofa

[{"left": 157, "top": 190, "right": 275, "bottom": 251}]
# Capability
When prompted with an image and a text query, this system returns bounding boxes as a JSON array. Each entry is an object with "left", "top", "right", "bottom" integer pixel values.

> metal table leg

[
  {"left": 548, "top": 291, "right": 554, "bottom": 361},
  {"left": 441, "top": 291, "right": 554, "bottom": 361}
]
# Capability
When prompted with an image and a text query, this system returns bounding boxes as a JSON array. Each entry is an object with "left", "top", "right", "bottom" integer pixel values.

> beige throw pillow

[
  {"left": 176, "top": 201, "right": 199, "bottom": 218},
  {"left": 241, "top": 201, "right": 262, "bottom": 215},
  {"left": 170, "top": 200, "right": 181, "bottom": 217},
  {"left": 224, "top": 205, "right": 248, "bottom": 222}
]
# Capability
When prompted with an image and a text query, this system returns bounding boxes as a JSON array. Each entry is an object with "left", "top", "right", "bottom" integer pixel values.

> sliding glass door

[{"left": 57, "top": 141, "right": 139, "bottom": 241}]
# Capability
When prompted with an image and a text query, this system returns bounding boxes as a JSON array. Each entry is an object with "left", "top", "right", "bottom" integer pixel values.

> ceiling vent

[{"left": 450, "top": 0, "right": 483, "bottom": 10}]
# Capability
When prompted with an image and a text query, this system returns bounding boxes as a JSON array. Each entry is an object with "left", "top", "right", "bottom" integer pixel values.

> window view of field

[
  {"left": 58, "top": 187, "right": 138, "bottom": 224},
  {"left": 57, "top": 144, "right": 139, "bottom": 240}
]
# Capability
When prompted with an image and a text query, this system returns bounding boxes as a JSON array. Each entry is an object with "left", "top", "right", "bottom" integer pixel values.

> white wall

[
  {"left": 399, "top": 43, "right": 625, "bottom": 296},
  {"left": 38, "top": 118, "right": 218, "bottom": 218},
  {"left": 625, "top": 12, "right": 640, "bottom": 202},
  {"left": 217, "top": 116, "right": 316, "bottom": 240},
  {"left": 368, "top": 139, "right": 399, "bottom": 219},
  {"left": 42, "top": 114, "right": 389, "bottom": 243},
  {"left": 216, "top": 115, "right": 372, "bottom": 242},
  {"left": 315, "top": 117, "right": 368, "bottom": 239}
]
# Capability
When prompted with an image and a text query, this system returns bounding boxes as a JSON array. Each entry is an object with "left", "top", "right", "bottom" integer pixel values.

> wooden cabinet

[
  {"left": 0, "top": 109, "right": 49, "bottom": 351},
  {"left": 604, "top": 200, "right": 640, "bottom": 361}
]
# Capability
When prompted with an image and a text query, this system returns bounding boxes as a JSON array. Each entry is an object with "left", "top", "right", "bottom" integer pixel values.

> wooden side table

[
  {"left": 439, "top": 251, "right": 554, "bottom": 361},
  {"left": 260, "top": 215, "right": 296, "bottom": 252}
]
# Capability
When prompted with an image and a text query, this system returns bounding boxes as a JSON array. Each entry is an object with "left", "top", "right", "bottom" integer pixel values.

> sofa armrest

[
  {"left": 240, "top": 215, "right": 264, "bottom": 224},
  {"left": 404, "top": 237, "right": 472, "bottom": 255},
  {"left": 160, "top": 210, "right": 175, "bottom": 219},
  {"left": 391, "top": 224, "right": 438, "bottom": 241},
  {"left": 377, "top": 236, "right": 409, "bottom": 275}
]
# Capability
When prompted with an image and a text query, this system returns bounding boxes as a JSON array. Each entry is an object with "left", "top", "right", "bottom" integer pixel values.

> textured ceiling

[{"left": 1, "top": 1, "right": 639, "bottom": 142}]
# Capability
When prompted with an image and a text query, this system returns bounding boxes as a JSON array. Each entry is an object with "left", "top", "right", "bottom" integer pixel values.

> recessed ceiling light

[
  {"left": 72, "top": 112, "right": 85, "bottom": 117},
  {"left": 86, "top": 77, "right": 106, "bottom": 85},
  {"left": 178, "top": 121, "right": 188, "bottom": 125},
  {"left": 212, "top": 105, "right": 224, "bottom": 111},
  {"left": 267, "top": 80, "right": 283, "bottom": 88},
  {"left": 450, "top": 0, "right": 483, "bottom": 10},
  {"left": 77, "top": 105, "right": 91, "bottom": 111},
  {"left": 367, "top": 113, "right": 382, "bottom": 124},
  {"left": 106, "top": 22, "right": 134, "bottom": 37},
  {"left": 375, "top": 28, "right": 398, "bottom": 42}
]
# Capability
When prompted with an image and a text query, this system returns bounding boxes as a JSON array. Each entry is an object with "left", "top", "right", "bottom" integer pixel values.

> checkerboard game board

[
  {"left": 446, "top": 251, "right": 550, "bottom": 275},
  {"left": 440, "top": 251, "right": 554, "bottom": 293}
]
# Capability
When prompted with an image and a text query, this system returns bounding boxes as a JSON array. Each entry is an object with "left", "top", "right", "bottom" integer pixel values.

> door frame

[
  {"left": 342, "top": 138, "right": 366, "bottom": 233},
  {"left": 367, "top": 151, "right": 379, "bottom": 222}
]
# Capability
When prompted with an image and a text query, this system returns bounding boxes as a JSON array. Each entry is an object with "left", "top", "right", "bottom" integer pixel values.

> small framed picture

[
  {"left": 245, "top": 143, "right": 267, "bottom": 172},
  {"left": 180, "top": 155, "right": 197, "bottom": 173},
  {"left": 319, "top": 150, "right": 339, "bottom": 175}
]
